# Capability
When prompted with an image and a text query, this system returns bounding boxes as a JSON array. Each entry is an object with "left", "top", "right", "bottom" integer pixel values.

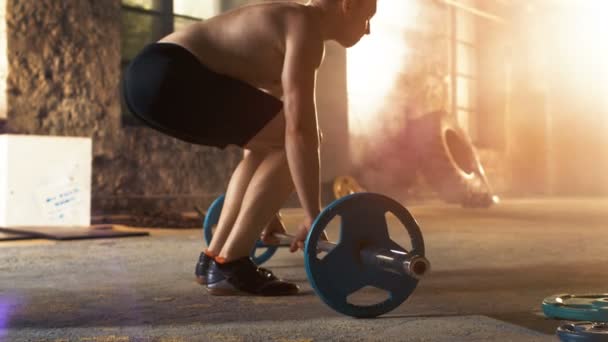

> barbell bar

[{"left": 271, "top": 232, "right": 430, "bottom": 280}]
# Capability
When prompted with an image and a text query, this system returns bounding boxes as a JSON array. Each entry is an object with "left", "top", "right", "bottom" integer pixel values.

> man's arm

[{"left": 281, "top": 11, "right": 325, "bottom": 228}]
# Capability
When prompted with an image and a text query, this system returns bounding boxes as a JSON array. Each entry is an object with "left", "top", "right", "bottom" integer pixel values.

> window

[
  {"left": 448, "top": 0, "right": 479, "bottom": 142},
  {"left": 446, "top": 0, "right": 508, "bottom": 146},
  {"left": 120, "top": 0, "right": 220, "bottom": 125}
]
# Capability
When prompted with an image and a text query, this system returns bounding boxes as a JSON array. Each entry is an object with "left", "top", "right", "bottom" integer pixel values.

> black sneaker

[
  {"left": 195, "top": 252, "right": 222, "bottom": 285},
  {"left": 206, "top": 257, "right": 299, "bottom": 296},
  {"left": 196, "top": 253, "right": 275, "bottom": 286}
]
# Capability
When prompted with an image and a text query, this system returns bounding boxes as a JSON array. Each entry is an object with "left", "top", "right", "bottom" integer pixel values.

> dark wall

[{"left": 5, "top": 0, "right": 241, "bottom": 216}]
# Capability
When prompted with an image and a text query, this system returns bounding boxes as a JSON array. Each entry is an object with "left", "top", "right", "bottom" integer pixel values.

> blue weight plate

[
  {"left": 203, "top": 194, "right": 225, "bottom": 247},
  {"left": 557, "top": 322, "right": 608, "bottom": 342},
  {"left": 543, "top": 294, "right": 608, "bottom": 322},
  {"left": 304, "top": 192, "right": 425, "bottom": 318},
  {"left": 202, "top": 194, "right": 278, "bottom": 266}
]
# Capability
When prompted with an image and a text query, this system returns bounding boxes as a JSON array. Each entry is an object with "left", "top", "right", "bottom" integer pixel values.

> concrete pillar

[
  {"left": 317, "top": 42, "right": 350, "bottom": 181},
  {"left": 0, "top": 0, "right": 6, "bottom": 120}
]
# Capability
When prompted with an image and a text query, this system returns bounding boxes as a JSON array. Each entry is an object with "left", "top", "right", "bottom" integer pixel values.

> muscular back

[{"left": 159, "top": 2, "right": 324, "bottom": 98}]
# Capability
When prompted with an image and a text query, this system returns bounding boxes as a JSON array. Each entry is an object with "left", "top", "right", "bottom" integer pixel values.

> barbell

[{"left": 203, "top": 192, "right": 430, "bottom": 318}]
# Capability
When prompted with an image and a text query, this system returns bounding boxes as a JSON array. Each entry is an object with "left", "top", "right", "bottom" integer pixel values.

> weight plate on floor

[
  {"left": 557, "top": 322, "right": 608, "bottom": 342},
  {"left": 304, "top": 192, "right": 425, "bottom": 318},
  {"left": 333, "top": 176, "right": 365, "bottom": 199},
  {"left": 543, "top": 294, "right": 608, "bottom": 322},
  {"left": 203, "top": 194, "right": 277, "bottom": 266}
]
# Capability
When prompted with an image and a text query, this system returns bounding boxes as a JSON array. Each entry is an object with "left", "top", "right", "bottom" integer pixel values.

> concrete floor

[{"left": 1, "top": 198, "right": 607, "bottom": 341}]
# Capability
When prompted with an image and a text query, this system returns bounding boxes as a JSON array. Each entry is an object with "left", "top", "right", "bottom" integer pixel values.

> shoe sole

[
  {"left": 195, "top": 276, "right": 207, "bottom": 285},
  {"left": 206, "top": 280, "right": 251, "bottom": 296}
]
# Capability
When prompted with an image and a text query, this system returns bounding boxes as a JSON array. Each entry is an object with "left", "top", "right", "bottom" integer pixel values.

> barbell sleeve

[{"left": 359, "top": 247, "right": 431, "bottom": 280}]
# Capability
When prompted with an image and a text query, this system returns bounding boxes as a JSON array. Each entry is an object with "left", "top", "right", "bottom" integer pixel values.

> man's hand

[
  {"left": 260, "top": 213, "right": 287, "bottom": 245},
  {"left": 290, "top": 217, "right": 328, "bottom": 253},
  {"left": 289, "top": 220, "right": 310, "bottom": 252}
]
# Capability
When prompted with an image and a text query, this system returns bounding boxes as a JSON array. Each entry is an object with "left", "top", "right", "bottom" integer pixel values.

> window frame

[{"left": 448, "top": 3, "right": 478, "bottom": 142}]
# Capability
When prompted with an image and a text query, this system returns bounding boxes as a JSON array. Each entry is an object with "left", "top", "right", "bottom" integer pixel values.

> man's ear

[{"left": 341, "top": 0, "right": 354, "bottom": 14}]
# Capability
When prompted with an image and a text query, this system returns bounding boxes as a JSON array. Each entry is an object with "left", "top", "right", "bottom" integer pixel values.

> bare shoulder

[{"left": 281, "top": 4, "right": 325, "bottom": 68}]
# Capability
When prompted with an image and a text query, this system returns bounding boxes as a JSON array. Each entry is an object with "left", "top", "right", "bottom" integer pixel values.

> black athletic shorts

[{"left": 122, "top": 43, "right": 283, "bottom": 149}]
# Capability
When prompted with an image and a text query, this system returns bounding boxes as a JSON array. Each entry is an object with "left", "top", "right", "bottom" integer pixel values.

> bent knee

[
  {"left": 244, "top": 146, "right": 286, "bottom": 162},
  {"left": 245, "top": 140, "right": 284, "bottom": 154},
  {"left": 245, "top": 112, "right": 285, "bottom": 152}
]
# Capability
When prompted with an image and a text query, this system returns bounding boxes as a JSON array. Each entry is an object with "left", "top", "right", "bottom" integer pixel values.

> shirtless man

[{"left": 122, "top": 0, "right": 376, "bottom": 296}]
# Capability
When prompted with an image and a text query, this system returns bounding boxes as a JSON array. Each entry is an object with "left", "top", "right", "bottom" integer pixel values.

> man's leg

[
  {"left": 206, "top": 149, "right": 264, "bottom": 256},
  {"left": 204, "top": 113, "right": 300, "bottom": 295},
  {"left": 218, "top": 148, "right": 294, "bottom": 262},
  {"left": 206, "top": 113, "right": 286, "bottom": 255}
]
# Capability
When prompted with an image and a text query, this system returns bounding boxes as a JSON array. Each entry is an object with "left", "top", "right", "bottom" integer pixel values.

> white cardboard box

[{"left": 0, "top": 135, "right": 92, "bottom": 227}]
